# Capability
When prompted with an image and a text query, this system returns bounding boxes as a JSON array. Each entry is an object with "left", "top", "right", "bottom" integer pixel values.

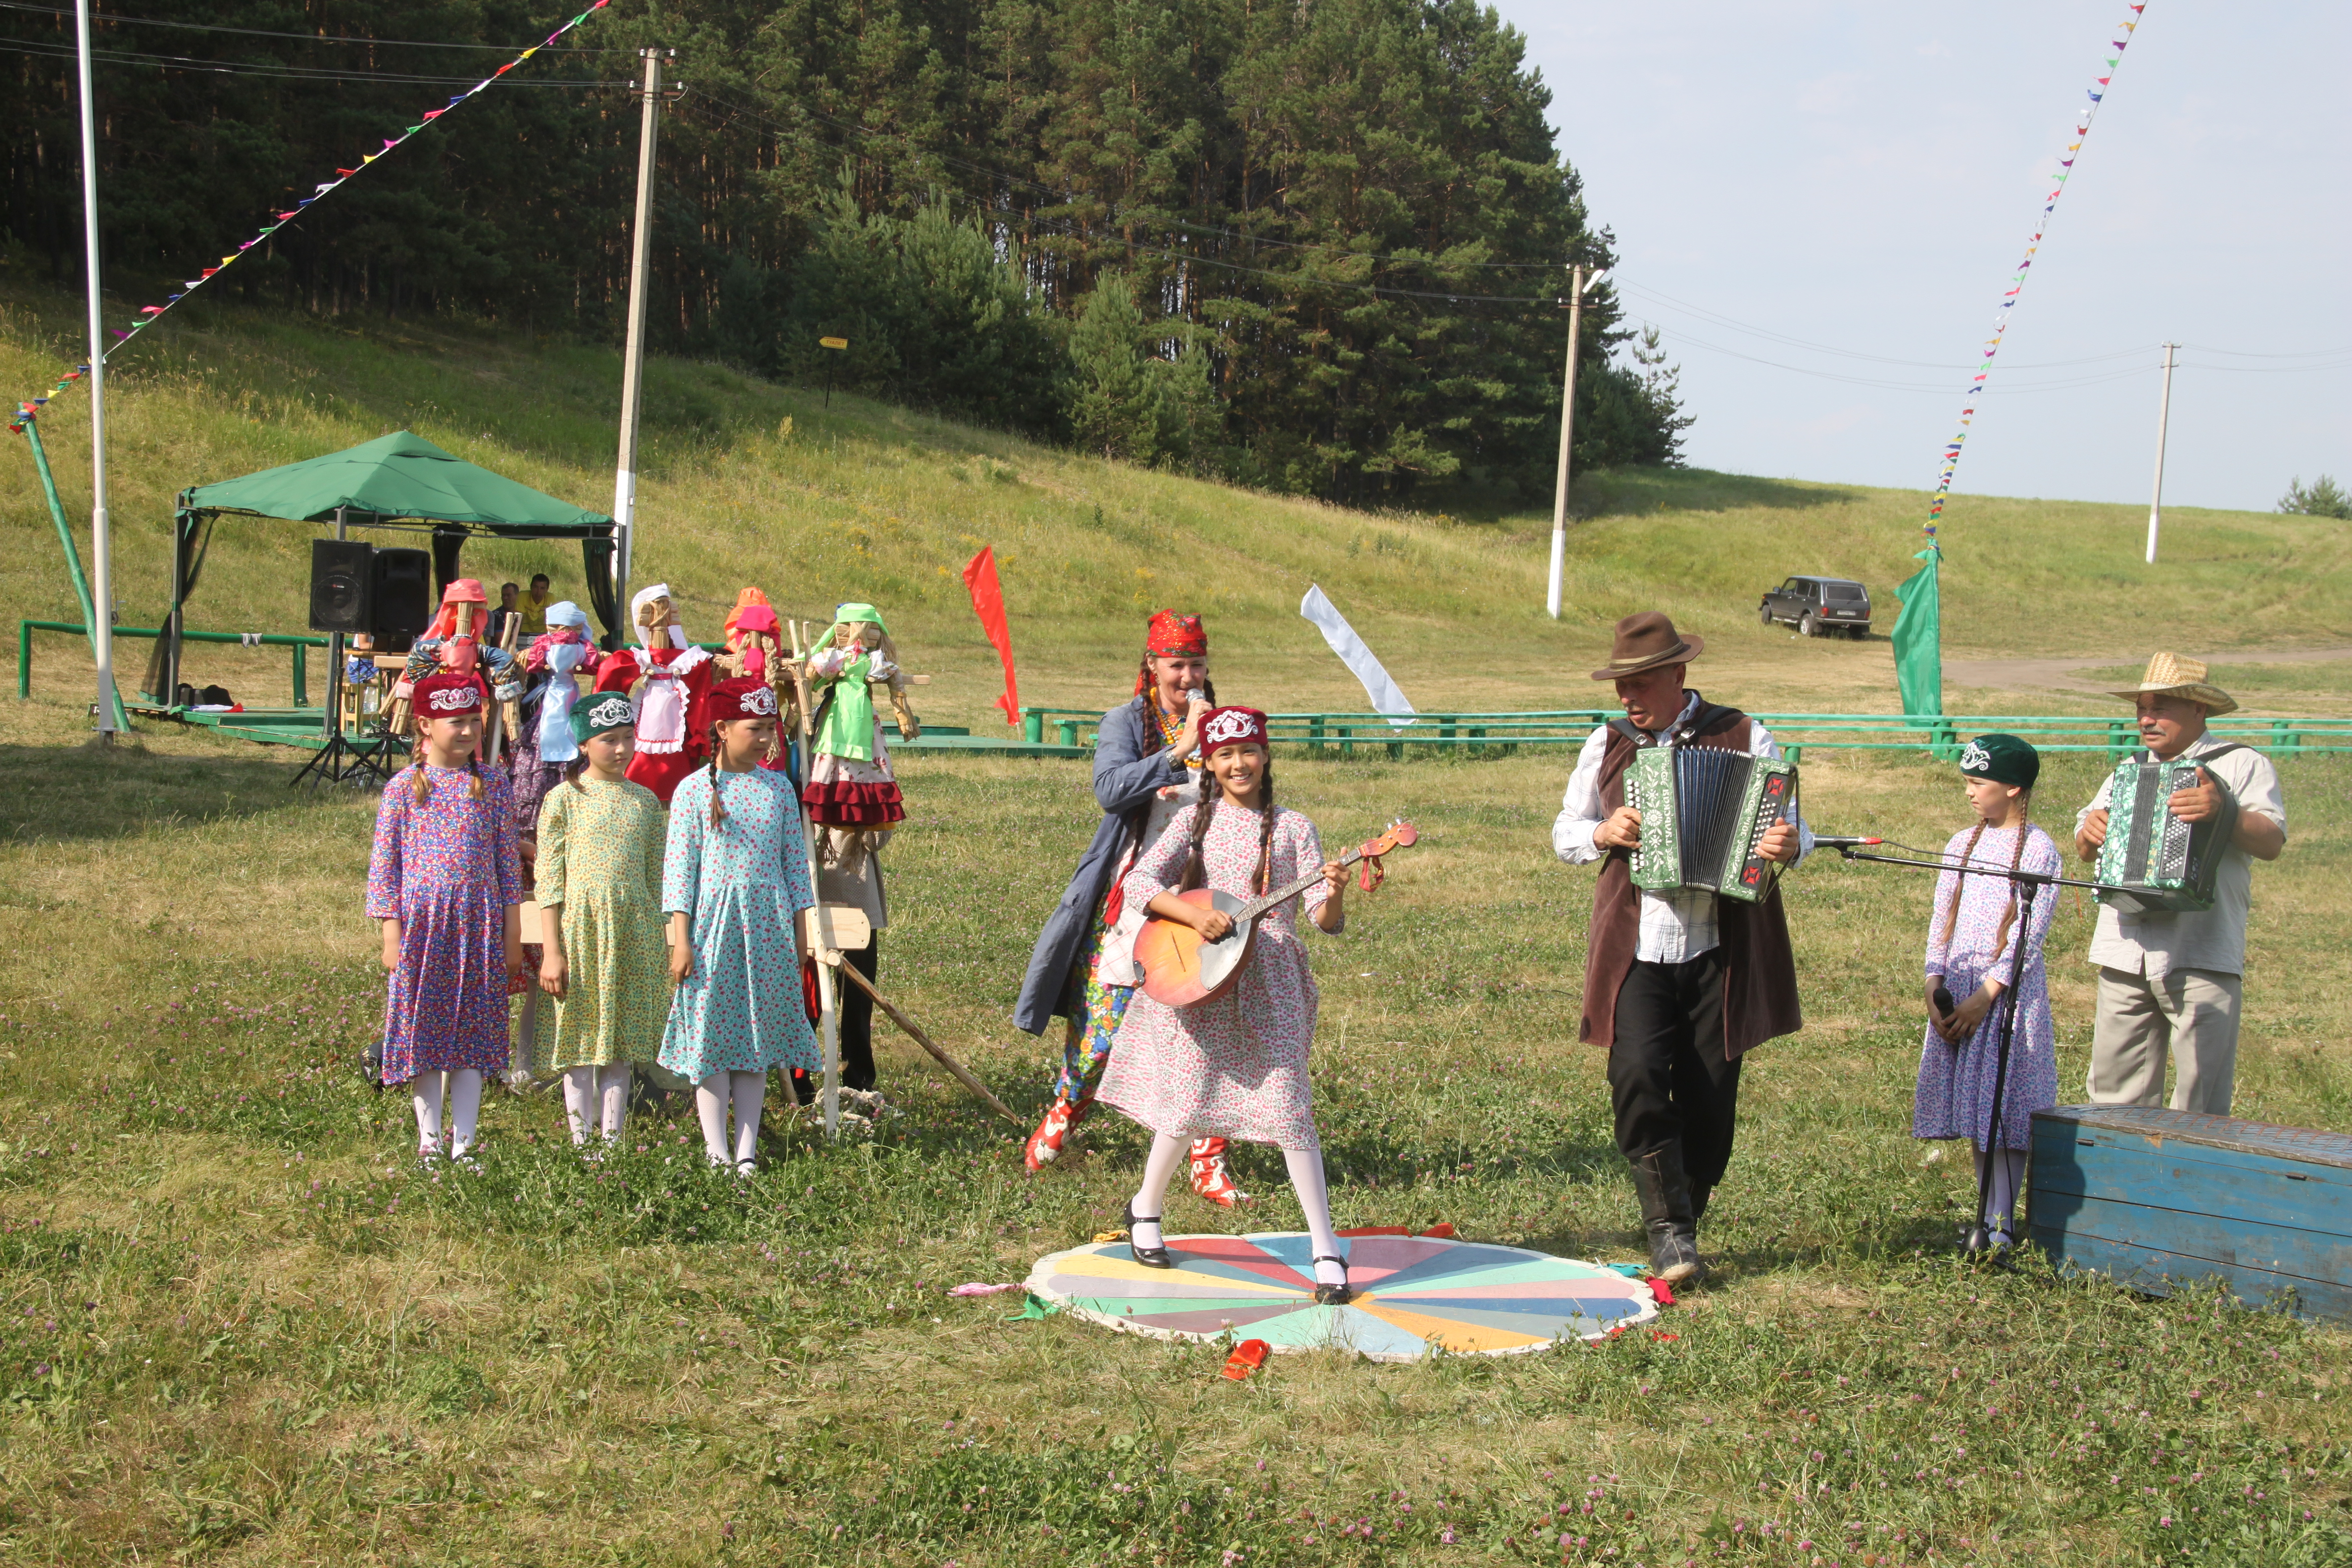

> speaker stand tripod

[{"left": 291, "top": 638, "right": 405, "bottom": 789}]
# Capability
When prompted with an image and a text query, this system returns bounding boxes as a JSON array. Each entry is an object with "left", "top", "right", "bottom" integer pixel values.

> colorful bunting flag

[
  {"left": 8, "top": 0, "right": 613, "bottom": 432},
  {"left": 1926, "top": 2, "right": 2146, "bottom": 523}
]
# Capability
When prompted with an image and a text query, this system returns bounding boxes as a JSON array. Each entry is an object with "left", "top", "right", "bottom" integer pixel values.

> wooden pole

[
  {"left": 834, "top": 962, "right": 1023, "bottom": 1129},
  {"left": 785, "top": 617, "right": 841, "bottom": 1139}
]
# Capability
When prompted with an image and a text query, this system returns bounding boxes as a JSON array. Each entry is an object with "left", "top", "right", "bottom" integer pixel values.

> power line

[
  {"left": 0, "top": 37, "right": 615, "bottom": 85},
  {"left": 0, "top": 0, "right": 629, "bottom": 51}
]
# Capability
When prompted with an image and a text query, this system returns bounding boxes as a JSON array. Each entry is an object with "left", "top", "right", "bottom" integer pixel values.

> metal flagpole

[
  {"left": 74, "top": 0, "right": 118, "bottom": 742},
  {"left": 1545, "top": 266, "right": 1607, "bottom": 619},
  {"left": 2144, "top": 342, "right": 2178, "bottom": 565},
  {"left": 611, "top": 47, "right": 672, "bottom": 620}
]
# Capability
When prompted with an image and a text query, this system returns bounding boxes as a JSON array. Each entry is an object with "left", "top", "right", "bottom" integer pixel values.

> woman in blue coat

[{"left": 1013, "top": 612, "right": 1246, "bottom": 1205}]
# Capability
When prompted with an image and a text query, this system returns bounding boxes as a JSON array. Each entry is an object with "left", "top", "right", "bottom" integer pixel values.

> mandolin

[{"left": 1134, "top": 819, "right": 1418, "bottom": 1008}]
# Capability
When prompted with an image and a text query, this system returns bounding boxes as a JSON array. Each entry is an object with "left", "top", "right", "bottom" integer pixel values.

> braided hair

[
  {"left": 1935, "top": 790, "right": 2034, "bottom": 956},
  {"left": 1178, "top": 748, "right": 1274, "bottom": 896},
  {"left": 706, "top": 721, "right": 730, "bottom": 828},
  {"left": 565, "top": 755, "right": 591, "bottom": 794}
]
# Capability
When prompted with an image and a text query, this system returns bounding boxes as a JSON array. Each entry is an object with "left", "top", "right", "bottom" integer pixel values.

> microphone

[{"left": 1814, "top": 836, "right": 1884, "bottom": 847}]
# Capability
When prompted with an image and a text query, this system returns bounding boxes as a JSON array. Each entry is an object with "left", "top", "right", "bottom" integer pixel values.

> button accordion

[
  {"left": 2092, "top": 750, "right": 2241, "bottom": 914},
  {"left": 1623, "top": 747, "right": 1797, "bottom": 903}
]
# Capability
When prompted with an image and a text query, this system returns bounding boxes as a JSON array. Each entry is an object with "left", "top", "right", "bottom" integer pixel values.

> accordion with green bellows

[
  {"left": 1623, "top": 747, "right": 1796, "bottom": 903},
  {"left": 2093, "top": 751, "right": 2241, "bottom": 914}
]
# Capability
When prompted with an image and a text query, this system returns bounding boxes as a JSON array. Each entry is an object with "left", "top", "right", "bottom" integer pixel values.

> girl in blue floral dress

[
  {"left": 368, "top": 672, "right": 525, "bottom": 1162},
  {"left": 661, "top": 678, "right": 820, "bottom": 1173}
]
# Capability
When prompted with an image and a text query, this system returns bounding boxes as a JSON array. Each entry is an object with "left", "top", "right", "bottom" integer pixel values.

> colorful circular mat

[{"left": 1024, "top": 1230, "right": 1657, "bottom": 1361}]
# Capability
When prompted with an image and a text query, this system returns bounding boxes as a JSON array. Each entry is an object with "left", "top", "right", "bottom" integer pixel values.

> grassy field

[
  {"left": 7, "top": 282, "right": 2352, "bottom": 729},
  {"left": 1, "top": 293, "right": 2350, "bottom": 1565}
]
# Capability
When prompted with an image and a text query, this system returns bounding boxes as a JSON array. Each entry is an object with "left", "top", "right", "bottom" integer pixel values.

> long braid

[
  {"left": 566, "top": 755, "right": 590, "bottom": 794},
  {"left": 707, "top": 722, "right": 728, "bottom": 828},
  {"left": 1934, "top": 820, "right": 1988, "bottom": 953},
  {"left": 1991, "top": 792, "right": 2033, "bottom": 960},
  {"left": 467, "top": 754, "right": 485, "bottom": 801},
  {"left": 410, "top": 762, "right": 432, "bottom": 805},
  {"left": 1177, "top": 765, "right": 1217, "bottom": 892},
  {"left": 1255, "top": 761, "right": 1276, "bottom": 894}
]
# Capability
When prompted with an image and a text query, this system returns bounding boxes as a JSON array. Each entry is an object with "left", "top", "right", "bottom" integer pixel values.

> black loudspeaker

[
  {"left": 308, "top": 539, "right": 373, "bottom": 633},
  {"left": 369, "top": 548, "right": 433, "bottom": 640}
]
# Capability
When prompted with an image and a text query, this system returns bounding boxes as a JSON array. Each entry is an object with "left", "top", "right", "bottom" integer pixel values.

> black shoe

[
  {"left": 1311, "top": 1254, "right": 1352, "bottom": 1305},
  {"left": 1126, "top": 1201, "right": 1173, "bottom": 1269},
  {"left": 1629, "top": 1146, "right": 1702, "bottom": 1285}
]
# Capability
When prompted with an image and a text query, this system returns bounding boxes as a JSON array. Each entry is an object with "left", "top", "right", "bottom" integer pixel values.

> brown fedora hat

[{"left": 1589, "top": 610, "right": 1704, "bottom": 681}]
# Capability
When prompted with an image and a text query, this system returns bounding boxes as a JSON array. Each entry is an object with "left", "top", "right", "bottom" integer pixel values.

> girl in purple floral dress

[
  {"left": 368, "top": 672, "right": 525, "bottom": 1163},
  {"left": 1915, "top": 733, "right": 2058, "bottom": 1250},
  {"left": 1096, "top": 707, "right": 1359, "bottom": 1302}
]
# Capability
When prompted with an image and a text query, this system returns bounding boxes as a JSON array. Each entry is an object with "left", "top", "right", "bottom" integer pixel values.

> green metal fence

[
  {"left": 1019, "top": 705, "right": 2352, "bottom": 762},
  {"left": 20, "top": 620, "right": 320, "bottom": 707}
]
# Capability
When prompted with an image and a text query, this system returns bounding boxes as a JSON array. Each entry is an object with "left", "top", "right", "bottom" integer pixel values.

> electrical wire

[
  {"left": 0, "top": 37, "right": 615, "bottom": 84},
  {"left": 0, "top": 0, "right": 627, "bottom": 51}
]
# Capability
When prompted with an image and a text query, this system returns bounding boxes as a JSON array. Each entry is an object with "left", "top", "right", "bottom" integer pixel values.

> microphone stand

[{"left": 1820, "top": 839, "right": 2135, "bottom": 1259}]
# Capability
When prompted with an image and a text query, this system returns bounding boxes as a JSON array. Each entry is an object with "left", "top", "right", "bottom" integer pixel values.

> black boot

[{"left": 1629, "top": 1146, "right": 1701, "bottom": 1285}]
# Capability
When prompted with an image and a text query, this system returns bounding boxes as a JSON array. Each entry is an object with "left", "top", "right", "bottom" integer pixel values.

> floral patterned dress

[
  {"left": 659, "top": 766, "right": 821, "bottom": 1080},
  {"left": 1914, "top": 822, "right": 2060, "bottom": 1151},
  {"left": 1097, "top": 801, "right": 1334, "bottom": 1151},
  {"left": 367, "top": 764, "right": 523, "bottom": 1084},
  {"left": 537, "top": 776, "right": 670, "bottom": 1069}
]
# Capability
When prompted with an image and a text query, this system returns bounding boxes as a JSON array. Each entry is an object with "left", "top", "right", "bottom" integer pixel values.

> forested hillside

[{"left": 1, "top": 0, "right": 1688, "bottom": 501}]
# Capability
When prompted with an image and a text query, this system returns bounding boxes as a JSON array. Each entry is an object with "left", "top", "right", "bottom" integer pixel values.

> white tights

[
  {"left": 1975, "top": 1147, "right": 2028, "bottom": 1233},
  {"left": 411, "top": 1069, "right": 484, "bottom": 1156},
  {"left": 695, "top": 1072, "right": 765, "bottom": 1168},
  {"left": 1130, "top": 1133, "right": 1346, "bottom": 1286},
  {"left": 562, "top": 1065, "right": 633, "bottom": 1144}
]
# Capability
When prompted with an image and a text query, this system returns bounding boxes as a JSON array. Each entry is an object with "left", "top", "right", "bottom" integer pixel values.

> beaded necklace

[{"left": 1153, "top": 694, "right": 1203, "bottom": 768}]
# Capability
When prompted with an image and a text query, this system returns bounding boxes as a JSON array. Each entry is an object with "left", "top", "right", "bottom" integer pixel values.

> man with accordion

[
  {"left": 2073, "top": 653, "right": 2287, "bottom": 1117},
  {"left": 1553, "top": 612, "right": 1810, "bottom": 1285}
]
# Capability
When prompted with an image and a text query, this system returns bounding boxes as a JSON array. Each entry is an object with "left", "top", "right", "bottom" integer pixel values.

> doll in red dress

[{"left": 592, "top": 583, "right": 714, "bottom": 805}]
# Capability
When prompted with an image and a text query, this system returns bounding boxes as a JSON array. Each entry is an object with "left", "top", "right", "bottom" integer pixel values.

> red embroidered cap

[
  {"left": 713, "top": 676, "right": 779, "bottom": 720},
  {"left": 1198, "top": 705, "right": 1267, "bottom": 753},
  {"left": 411, "top": 671, "right": 484, "bottom": 715}
]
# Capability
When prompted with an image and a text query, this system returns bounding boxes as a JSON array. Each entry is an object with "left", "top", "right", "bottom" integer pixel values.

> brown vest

[{"left": 1576, "top": 698, "right": 1804, "bottom": 1058}]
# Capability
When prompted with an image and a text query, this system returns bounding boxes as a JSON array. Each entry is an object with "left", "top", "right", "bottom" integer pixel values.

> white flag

[{"left": 1299, "top": 584, "right": 1416, "bottom": 728}]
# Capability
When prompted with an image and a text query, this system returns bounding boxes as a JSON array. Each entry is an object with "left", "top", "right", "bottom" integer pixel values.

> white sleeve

[
  {"left": 2076, "top": 768, "right": 2115, "bottom": 833},
  {"left": 1748, "top": 720, "right": 1816, "bottom": 865},
  {"left": 1552, "top": 728, "right": 1613, "bottom": 864}
]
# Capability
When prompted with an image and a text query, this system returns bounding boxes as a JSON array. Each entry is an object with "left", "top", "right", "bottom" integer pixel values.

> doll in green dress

[{"left": 536, "top": 690, "right": 672, "bottom": 1144}]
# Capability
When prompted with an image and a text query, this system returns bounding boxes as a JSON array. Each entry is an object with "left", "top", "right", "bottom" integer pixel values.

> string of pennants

[
  {"left": 1924, "top": 1, "right": 2147, "bottom": 533},
  {"left": 9, "top": 0, "right": 613, "bottom": 436}
]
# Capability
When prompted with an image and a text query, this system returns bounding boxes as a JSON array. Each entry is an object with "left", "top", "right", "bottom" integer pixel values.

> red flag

[{"left": 961, "top": 546, "right": 1020, "bottom": 728}]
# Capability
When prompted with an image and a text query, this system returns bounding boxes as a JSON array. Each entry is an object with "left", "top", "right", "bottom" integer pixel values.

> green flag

[{"left": 1891, "top": 543, "right": 1942, "bottom": 717}]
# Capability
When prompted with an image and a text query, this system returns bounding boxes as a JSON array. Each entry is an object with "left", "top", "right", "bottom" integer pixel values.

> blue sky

[{"left": 1505, "top": 2, "right": 2351, "bottom": 512}]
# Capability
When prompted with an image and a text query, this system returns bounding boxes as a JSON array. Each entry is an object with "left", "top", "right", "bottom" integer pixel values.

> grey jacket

[{"left": 1012, "top": 695, "right": 1190, "bottom": 1034}]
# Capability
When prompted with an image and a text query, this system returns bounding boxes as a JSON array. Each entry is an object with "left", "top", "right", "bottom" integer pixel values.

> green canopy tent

[{"left": 153, "top": 431, "right": 620, "bottom": 702}]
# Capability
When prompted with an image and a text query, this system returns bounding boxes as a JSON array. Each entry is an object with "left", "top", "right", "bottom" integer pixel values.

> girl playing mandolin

[{"left": 1093, "top": 707, "right": 1360, "bottom": 1303}]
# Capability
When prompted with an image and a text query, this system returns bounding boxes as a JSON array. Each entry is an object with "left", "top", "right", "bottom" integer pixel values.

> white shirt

[
  {"left": 1552, "top": 691, "right": 1814, "bottom": 963},
  {"left": 2075, "top": 730, "right": 2286, "bottom": 980}
]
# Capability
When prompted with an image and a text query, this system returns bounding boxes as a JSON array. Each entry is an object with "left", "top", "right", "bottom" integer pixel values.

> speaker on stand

[{"left": 294, "top": 539, "right": 424, "bottom": 789}]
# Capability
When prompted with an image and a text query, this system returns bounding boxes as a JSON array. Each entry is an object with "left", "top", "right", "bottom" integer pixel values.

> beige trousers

[{"left": 2086, "top": 966, "right": 2242, "bottom": 1116}]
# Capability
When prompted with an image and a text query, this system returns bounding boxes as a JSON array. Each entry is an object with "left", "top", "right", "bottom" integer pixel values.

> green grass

[
  {"left": 6, "top": 283, "right": 2352, "bottom": 728},
  {"left": 2, "top": 294, "right": 2351, "bottom": 1564},
  {"left": 0, "top": 685, "right": 2347, "bottom": 1565}
]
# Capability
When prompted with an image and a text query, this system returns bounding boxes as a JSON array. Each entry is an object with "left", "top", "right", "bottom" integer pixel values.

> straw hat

[{"left": 2109, "top": 652, "right": 2238, "bottom": 715}]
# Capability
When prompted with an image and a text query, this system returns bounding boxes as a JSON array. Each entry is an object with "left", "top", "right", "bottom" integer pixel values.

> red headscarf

[{"left": 1134, "top": 610, "right": 1208, "bottom": 694}]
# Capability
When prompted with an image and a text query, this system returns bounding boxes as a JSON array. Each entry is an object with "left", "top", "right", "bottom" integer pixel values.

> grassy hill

[
  {"left": 1, "top": 291, "right": 2349, "bottom": 1563},
  {"left": 7, "top": 282, "right": 2352, "bottom": 724}
]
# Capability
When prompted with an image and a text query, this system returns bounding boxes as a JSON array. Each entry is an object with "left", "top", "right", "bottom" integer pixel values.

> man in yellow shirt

[{"left": 518, "top": 573, "right": 554, "bottom": 637}]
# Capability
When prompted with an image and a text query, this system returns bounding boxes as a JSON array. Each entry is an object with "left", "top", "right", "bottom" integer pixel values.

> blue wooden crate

[{"left": 2028, "top": 1105, "right": 2352, "bottom": 1322}]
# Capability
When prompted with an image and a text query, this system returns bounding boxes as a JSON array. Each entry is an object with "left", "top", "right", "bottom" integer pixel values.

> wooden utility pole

[{"left": 1546, "top": 265, "right": 1607, "bottom": 619}]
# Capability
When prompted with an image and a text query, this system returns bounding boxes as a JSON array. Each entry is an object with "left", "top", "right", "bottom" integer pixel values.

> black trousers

[
  {"left": 1606, "top": 949, "right": 1744, "bottom": 1188},
  {"left": 792, "top": 937, "right": 881, "bottom": 1101}
]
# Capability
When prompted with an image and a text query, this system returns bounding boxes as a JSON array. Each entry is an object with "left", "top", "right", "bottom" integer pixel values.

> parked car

[{"left": 1759, "top": 575, "right": 1870, "bottom": 638}]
